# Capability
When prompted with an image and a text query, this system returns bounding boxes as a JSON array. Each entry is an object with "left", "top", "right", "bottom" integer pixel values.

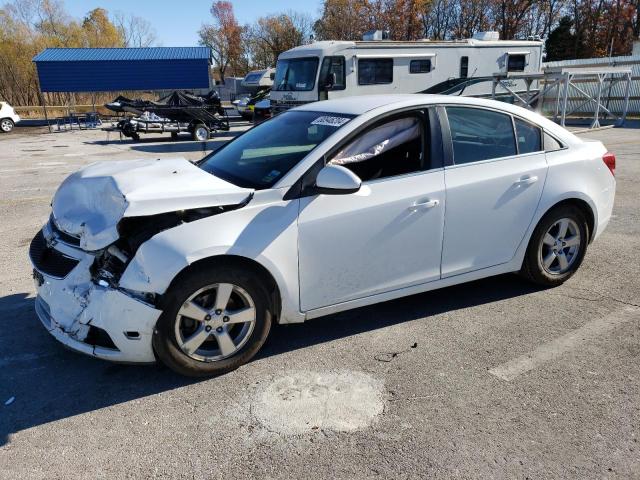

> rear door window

[
  {"left": 446, "top": 107, "right": 517, "bottom": 164},
  {"left": 514, "top": 118, "right": 542, "bottom": 154}
]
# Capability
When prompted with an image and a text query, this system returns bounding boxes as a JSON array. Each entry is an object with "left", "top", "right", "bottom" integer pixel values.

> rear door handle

[
  {"left": 408, "top": 199, "right": 439, "bottom": 211},
  {"left": 515, "top": 175, "right": 538, "bottom": 186}
]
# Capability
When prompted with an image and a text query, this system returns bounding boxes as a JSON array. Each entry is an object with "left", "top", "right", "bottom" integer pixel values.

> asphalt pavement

[{"left": 0, "top": 122, "right": 638, "bottom": 479}]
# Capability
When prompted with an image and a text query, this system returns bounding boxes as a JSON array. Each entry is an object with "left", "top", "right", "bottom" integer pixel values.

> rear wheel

[
  {"left": 192, "top": 124, "right": 209, "bottom": 141},
  {"left": 520, "top": 205, "right": 589, "bottom": 287},
  {"left": 153, "top": 266, "right": 272, "bottom": 377},
  {"left": 1, "top": 118, "right": 15, "bottom": 133}
]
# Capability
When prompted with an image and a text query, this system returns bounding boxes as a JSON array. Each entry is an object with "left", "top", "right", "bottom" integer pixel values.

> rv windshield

[{"left": 273, "top": 58, "right": 319, "bottom": 91}]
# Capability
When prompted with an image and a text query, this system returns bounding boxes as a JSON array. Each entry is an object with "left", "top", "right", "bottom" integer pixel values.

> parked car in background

[
  {"left": 29, "top": 95, "right": 615, "bottom": 377},
  {"left": 0, "top": 101, "right": 20, "bottom": 133},
  {"left": 252, "top": 95, "right": 271, "bottom": 122},
  {"left": 234, "top": 89, "right": 270, "bottom": 120}
]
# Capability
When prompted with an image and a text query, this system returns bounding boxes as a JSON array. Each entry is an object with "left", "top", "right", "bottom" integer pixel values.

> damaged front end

[
  {"left": 29, "top": 157, "right": 254, "bottom": 363},
  {"left": 30, "top": 218, "right": 161, "bottom": 362}
]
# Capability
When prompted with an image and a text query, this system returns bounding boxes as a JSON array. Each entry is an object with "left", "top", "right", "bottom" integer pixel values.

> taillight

[{"left": 603, "top": 152, "right": 616, "bottom": 176}]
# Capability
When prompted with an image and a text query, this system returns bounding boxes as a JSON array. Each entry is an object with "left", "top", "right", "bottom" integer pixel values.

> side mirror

[
  {"left": 315, "top": 165, "right": 361, "bottom": 195},
  {"left": 323, "top": 72, "right": 336, "bottom": 90}
]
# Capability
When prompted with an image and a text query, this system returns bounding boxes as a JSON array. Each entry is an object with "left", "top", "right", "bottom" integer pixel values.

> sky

[{"left": 65, "top": 0, "right": 324, "bottom": 46}]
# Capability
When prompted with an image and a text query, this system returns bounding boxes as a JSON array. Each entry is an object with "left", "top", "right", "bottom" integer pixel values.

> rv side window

[
  {"left": 460, "top": 57, "right": 469, "bottom": 78},
  {"left": 446, "top": 107, "right": 517, "bottom": 164},
  {"left": 319, "top": 56, "right": 346, "bottom": 90},
  {"left": 409, "top": 59, "right": 431, "bottom": 74},
  {"left": 507, "top": 54, "right": 526, "bottom": 72},
  {"left": 358, "top": 58, "right": 393, "bottom": 85},
  {"left": 328, "top": 114, "right": 426, "bottom": 181}
]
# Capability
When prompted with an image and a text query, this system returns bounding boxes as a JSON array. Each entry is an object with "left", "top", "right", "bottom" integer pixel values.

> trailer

[{"left": 105, "top": 91, "right": 229, "bottom": 141}]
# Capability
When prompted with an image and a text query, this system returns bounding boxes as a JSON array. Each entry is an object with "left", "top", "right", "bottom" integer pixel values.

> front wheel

[
  {"left": 0, "top": 118, "right": 14, "bottom": 133},
  {"left": 153, "top": 266, "right": 272, "bottom": 377},
  {"left": 520, "top": 205, "right": 589, "bottom": 287}
]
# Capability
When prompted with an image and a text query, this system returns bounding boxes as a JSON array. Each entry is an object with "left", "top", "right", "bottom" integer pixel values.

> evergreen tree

[{"left": 545, "top": 16, "right": 576, "bottom": 61}]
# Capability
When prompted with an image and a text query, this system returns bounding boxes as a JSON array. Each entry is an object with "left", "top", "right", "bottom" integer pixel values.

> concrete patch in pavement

[{"left": 252, "top": 370, "right": 386, "bottom": 434}]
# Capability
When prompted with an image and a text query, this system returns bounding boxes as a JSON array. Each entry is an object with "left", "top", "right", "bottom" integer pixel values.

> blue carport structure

[{"left": 32, "top": 47, "right": 212, "bottom": 130}]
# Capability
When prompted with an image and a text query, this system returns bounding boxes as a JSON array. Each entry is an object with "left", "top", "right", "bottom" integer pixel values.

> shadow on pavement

[
  {"left": 258, "top": 274, "right": 544, "bottom": 360},
  {"left": 0, "top": 274, "right": 542, "bottom": 445}
]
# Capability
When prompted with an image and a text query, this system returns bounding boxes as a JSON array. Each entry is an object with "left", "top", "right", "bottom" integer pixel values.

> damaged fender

[{"left": 118, "top": 190, "right": 305, "bottom": 324}]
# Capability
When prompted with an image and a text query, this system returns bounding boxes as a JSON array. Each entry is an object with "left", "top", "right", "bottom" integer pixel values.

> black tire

[
  {"left": 170, "top": 132, "right": 179, "bottom": 140},
  {"left": 153, "top": 266, "right": 273, "bottom": 377},
  {"left": 0, "top": 118, "right": 14, "bottom": 133},
  {"left": 520, "top": 205, "right": 589, "bottom": 287},
  {"left": 192, "top": 124, "right": 210, "bottom": 141}
]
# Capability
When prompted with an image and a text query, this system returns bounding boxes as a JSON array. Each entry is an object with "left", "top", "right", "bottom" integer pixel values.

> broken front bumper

[{"left": 29, "top": 224, "right": 161, "bottom": 363}]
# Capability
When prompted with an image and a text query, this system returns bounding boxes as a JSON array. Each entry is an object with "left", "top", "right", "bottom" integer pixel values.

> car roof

[
  {"left": 295, "top": 94, "right": 430, "bottom": 115},
  {"left": 295, "top": 94, "right": 578, "bottom": 144}
]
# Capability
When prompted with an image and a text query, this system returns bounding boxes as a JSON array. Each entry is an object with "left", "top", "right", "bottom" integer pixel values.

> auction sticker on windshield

[{"left": 311, "top": 116, "right": 352, "bottom": 127}]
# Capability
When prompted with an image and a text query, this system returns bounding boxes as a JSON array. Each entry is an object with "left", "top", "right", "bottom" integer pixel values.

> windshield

[
  {"left": 199, "top": 111, "right": 354, "bottom": 189},
  {"left": 273, "top": 57, "right": 319, "bottom": 91}
]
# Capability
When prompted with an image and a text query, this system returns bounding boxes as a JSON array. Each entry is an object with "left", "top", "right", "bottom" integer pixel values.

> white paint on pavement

[
  {"left": 253, "top": 370, "right": 386, "bottom": 434},
  {"left": 489, "top": 306, "right": 639, "bottom": 381}
]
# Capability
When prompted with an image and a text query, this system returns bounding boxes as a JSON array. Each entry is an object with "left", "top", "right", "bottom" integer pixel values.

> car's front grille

[
  {"left": 29, "top": 230, "right": 79, "bottom": 278},
  {"left": 49, "top": 216, "right": 81, "bottom": 246}
]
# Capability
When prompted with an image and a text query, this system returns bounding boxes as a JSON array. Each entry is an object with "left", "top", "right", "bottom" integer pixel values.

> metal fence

[{"left": 541, "top": 55, "right": 640, "bottom": 115}]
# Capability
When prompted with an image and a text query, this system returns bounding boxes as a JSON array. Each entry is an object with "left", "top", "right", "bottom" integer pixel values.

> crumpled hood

[{"left": 52, "top": 158, "right": 253, "bottom": 251}]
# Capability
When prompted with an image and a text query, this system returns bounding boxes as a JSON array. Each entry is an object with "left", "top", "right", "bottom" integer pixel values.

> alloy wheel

[
  {"left": 1, "top": 119, "right": 13, "bottom": 132},
  {"left": 539, "top": 217, "right": 581, "bottom": 275},
  {"left": 174, "top": 283, "right": 256, "bottom": 362}
]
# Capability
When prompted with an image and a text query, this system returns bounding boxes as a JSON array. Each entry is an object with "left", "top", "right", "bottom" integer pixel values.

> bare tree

[
  {"left": 114, "top": 12, "right": 157, "bottom": 47},
  {"left": 422, "top": 0, "right": 455, "bottom": 39}
]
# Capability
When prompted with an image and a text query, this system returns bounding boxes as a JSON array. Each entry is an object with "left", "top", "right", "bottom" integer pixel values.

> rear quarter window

[{"left": 544, "top": 132, "right": 564, "bottom": 151}]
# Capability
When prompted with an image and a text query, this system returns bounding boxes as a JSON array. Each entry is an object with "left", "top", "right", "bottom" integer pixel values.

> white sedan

[{"left": 29, "top": 95, "right": 616, "bottom": 376}]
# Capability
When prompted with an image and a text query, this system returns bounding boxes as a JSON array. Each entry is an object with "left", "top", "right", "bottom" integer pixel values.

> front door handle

[
  {"left": 408, "top": 199, "right": 439, "bottom": 211},
  {"left": 514, "top": 175, "right": 538, "bottom": 186}
]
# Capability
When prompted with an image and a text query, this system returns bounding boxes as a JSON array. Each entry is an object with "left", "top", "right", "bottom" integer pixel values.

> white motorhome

[{"left": 271, "top": 32, "right": 543, "bottom": 113}]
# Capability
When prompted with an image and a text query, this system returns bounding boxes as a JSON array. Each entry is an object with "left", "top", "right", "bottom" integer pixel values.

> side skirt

[{"left": 304, "top": 261, "right": 520, "bottom": 321}]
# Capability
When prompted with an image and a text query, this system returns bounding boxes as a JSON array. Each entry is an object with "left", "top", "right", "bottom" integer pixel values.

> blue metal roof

[
  {"left": 33, "top": 47, "right": 211, "bottom": 62},
  {"left": 33, "top": 47, "right": 212, "bottom": 92}
]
